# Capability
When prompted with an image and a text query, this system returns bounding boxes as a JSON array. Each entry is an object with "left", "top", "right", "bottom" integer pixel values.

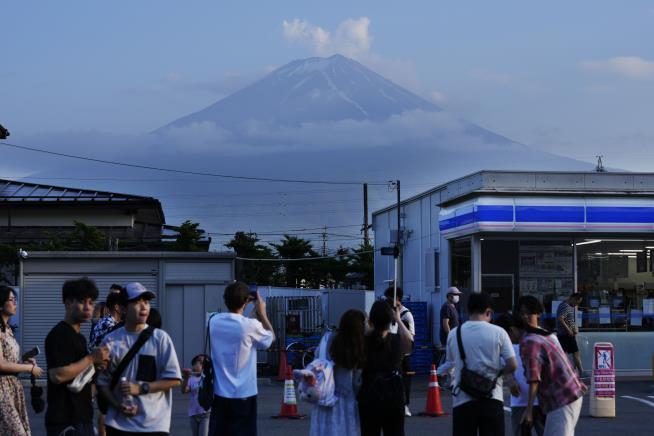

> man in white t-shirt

[
  {"left": 446, "top": 292, "right": 517, "bottom": 435},
  {"left": 208, "top": 282, "right": 275, "bottom": 436}
]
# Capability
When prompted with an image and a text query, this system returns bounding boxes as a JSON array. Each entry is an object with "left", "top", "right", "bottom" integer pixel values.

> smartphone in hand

[
  {"left": 248, "top": 283, "right": 258, "bottom": 300},
  {"left": 22, "top": 346, "right": 40, "bottom": 362}
]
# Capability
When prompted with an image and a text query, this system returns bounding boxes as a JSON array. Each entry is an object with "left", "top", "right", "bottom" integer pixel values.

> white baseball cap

[{"left": 446, "top": 286, "right": 463, "bottom": 295}]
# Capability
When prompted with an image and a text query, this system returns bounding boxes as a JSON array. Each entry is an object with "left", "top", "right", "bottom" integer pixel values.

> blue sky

[{"left": 2, "top": 0, "right": 654, "bottom": 170}]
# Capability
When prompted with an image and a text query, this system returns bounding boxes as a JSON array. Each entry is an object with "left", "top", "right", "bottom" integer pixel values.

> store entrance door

[{"left": 481, "top": 274, "right": 514, "bottom": 314}]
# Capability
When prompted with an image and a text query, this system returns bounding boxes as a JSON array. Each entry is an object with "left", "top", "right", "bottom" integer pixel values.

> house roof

[{"left": 0, "top": 178, "right": 165, "bottom": 222}]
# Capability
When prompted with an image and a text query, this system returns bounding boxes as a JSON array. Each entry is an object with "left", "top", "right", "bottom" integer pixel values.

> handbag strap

[
  {"left": 109, "top": 325, "right": 155, "bottom": 390},
  {"left": 318, "top": 332, "right": 332, "bottom": 361},
  {"left": 455, "top": 322, "right": 467, "bottom": 366},
  {"left": 204, "top": 313, "right": 218, "bottom": 358}
]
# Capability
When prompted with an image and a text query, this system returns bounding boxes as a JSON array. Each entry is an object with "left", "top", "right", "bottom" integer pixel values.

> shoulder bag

[
  {"left": 452, "top": 323, "right": 502, "bottom": 400},
  {"left": 197, "top": 314, "right": 218, "bottom": 411},
  {"left": 97, "top": 326, "right": 155, "bottom": 414}
]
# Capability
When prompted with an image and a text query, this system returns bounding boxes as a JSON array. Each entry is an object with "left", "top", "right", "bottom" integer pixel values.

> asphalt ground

[{"left": 25, "top": 378, "right": 654, "bottom": 435}]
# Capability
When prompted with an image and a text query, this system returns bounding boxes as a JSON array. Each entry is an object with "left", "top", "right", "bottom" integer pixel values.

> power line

[{"left": 0, "top": 141, "right": 388, "bottom": 186}]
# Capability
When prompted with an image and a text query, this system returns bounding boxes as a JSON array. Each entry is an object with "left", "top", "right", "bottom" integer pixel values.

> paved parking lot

[{"left": 26, "top": 379, "right": 654, "bottom": 435}]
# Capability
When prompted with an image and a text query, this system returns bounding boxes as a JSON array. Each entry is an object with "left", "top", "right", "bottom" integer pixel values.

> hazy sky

[{"left": 2, "top": 1, "right": 653, "bottom": 169}]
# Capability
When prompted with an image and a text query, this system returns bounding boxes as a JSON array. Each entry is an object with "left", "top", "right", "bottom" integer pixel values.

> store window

[
  {"left": 576, "top": 239, "right": 654, "bottom": 332},
  {"left": 450, "top": 238, "right": 471, "bottom": 293}
]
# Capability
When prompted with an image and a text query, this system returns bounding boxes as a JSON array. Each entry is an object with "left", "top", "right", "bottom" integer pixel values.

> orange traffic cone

[
  {"left": 272, "top": 365, "right": 305, "bottom": 419},
  {"left": 418, "top": 364, "right": 446, "bottom": 417},
  {"left": 277, "top": 351, "right": 288, "bottom": 381}
]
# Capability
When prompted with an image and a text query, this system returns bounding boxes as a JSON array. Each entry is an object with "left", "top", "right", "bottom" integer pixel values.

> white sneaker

[{"left": 405, "top": 405, "right": 412, "bottom": 417}]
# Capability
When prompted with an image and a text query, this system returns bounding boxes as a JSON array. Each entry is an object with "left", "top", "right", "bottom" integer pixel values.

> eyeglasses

[{"left": 7, "top": 298, "right": 17, "bottom": 303}]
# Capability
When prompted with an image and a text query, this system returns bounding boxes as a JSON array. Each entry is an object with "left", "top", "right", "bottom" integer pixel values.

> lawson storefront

[
  {"left": 441, "top": 197, "right": 654, "bottom": 376},
  {"left": 373, "top": 171, "right": 654, "bottom": 377}
]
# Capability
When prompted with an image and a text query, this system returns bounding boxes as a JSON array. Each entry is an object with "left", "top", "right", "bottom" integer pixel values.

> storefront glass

[
  {"left": 576, "top": 239, "right": 654, "bottom": 332},
  {"left": 450, "top": 238, "right": 471, "bottom": 293}
]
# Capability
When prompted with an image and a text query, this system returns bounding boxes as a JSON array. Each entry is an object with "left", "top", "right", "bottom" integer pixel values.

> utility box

[{"left": 322, "top": 289, "right": 375, "bottom": 328}]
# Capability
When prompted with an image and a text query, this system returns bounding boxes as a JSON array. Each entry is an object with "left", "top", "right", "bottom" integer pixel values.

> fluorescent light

[
  {"left": 576, "top": 240, "right": 602, "bottom": 246},
  {"left": 619, "top": 249, "right": 643, "bottom": 252}
]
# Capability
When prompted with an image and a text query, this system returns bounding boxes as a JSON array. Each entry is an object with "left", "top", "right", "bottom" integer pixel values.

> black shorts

[{"left": 558, "top": 334, "right": 579, "bottom": 353}]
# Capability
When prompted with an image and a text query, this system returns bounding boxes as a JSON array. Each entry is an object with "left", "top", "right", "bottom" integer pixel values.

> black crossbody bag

[
  {"left": 197, "top": 314, "right": 217, "bottom": 411},
  {"left": 97, "top": 326, "right": 155, "bottom": 414},
  {"left": 452, "top": 323, "right": 502, "bottom": 400}
]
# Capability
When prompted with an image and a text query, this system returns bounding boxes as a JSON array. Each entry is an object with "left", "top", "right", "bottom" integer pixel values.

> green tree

[
  {"left": 270, "top": 235, "right": 318, "bottom": 288},
  {"left": 225, "top": 232, "right": 276, "bottom": 285},
  {"left": 349, "top": 242, "right": 374, "bottom": 289},
  {"left": 68, "top": 221, "right": 106, "bottom": 251},
  {"left": 174, "top": 220, "right": 203, "bottom": 251}
]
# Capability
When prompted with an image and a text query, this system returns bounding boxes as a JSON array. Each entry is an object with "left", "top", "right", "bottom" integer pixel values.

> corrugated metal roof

[{"left": 0, "top": 178, "right": 155, "bottom": 203}]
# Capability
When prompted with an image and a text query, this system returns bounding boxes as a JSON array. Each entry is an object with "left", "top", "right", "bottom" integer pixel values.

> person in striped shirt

[{"left": 556, "top": 293, "right": 584, "bottom": 374}]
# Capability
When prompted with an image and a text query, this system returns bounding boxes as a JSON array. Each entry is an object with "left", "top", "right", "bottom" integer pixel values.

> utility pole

[
  {"left": 363, "top": 183, "right": 370, "bottom": 246},
  {"left": 389, "top": 180, "right": 402, "bottom": 303},
  {"left": 321, "top": 225, "right": 327, "bottom": 257}
]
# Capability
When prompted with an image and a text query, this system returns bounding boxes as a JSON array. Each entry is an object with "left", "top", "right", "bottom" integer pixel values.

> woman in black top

[{"left": 358, "top": 300, "right": 413, "bottom": 436}]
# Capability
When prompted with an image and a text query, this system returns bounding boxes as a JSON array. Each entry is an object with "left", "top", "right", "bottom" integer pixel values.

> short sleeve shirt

[
  {"left": 210, "top": 313, "right": 274, "bottom": 399},
  {"left": 556, "top": 302, "right": 576, "bottom": 336},
  {"left": 97, "top": 326, "right": 182, "bottom": 433},
  {"left": 89, "top": 314, "right": 118, "bottom": 349},
  {"left": 520, "top": 332, "right": 586, "bottom": 413},
  {"left": 446, "top": 321, "right": 515, "bottom": 408},
  {"left": 45, "top": 321, "right": 93, "bottom": 426},
  {"left": 439, "top": 302, "right": 459, "bottom": 346}
]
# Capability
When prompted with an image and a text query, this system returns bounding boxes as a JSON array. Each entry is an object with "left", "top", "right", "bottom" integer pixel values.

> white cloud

[
  {"left": 579, "top": 56, "right": 654, "bottom": 79},
  {"left": 282, "top": 17, "right": 371, "bottom": 58}
]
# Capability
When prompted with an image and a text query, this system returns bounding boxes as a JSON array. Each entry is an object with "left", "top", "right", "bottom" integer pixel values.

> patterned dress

[{"left": 0, "top": 328, "right": 31, "bottom": 436}]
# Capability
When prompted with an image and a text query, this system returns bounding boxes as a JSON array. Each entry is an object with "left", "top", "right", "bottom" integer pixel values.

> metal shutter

[{"left": 22, "top": 273, "right": 158, "bottom": 371}]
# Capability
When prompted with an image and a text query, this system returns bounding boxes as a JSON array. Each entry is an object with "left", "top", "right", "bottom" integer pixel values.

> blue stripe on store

[
  {"left": 586, "top": 207, "right": 654, "bottom": 223},
  {"left": 440, "top": 205, "right": 654, "bottom": 231},
  {"left": 515, "top": 205, "right": 585, "bottom": 223}
]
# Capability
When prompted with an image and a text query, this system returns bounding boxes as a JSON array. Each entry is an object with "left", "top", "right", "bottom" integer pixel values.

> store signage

[{"left": 593, "top": 343, "right": 615, "bottom": 398}]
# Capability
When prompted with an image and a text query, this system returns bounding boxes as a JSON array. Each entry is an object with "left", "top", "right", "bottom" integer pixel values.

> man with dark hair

[
  {"left": 445, "top": 292, "right": 517, "bottom": 436},
  {"left": 556, "top": 293, "right": 584, "bottom": 374},
  {"left": 98, "top": 282, "right": 181, "bottom": 435},
  {"left": 384, "top": 286, "right": 415, "bottom": 417},
  {"left": 45, "top": 277, "right": 109, "bottom": 436},
  {"left": 208, "top": 281, "right": 274, "bottom": 436}
]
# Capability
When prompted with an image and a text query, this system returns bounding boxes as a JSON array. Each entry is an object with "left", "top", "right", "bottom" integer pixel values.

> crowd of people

[{"left": 0, "top": 278, "right": 589, "bottom": 436}]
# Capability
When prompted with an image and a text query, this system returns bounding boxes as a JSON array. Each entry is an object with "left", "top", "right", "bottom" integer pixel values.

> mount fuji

[{"left": 156, "top": 54, "right": 513, "bottom": 146}]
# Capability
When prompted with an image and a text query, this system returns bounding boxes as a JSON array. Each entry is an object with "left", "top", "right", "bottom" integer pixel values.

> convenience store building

[{"left": 373, "top": 171, "right": 654, "bottom": 376}]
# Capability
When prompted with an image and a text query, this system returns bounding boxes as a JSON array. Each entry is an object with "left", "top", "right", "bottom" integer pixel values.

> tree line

[{"left": 225, "top": 232, "right": 373, "bottom": 289}]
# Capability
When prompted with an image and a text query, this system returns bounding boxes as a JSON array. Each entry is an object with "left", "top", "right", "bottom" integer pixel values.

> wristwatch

[{"left": 139, "top": 382, "right": 150, "bottom": 395}]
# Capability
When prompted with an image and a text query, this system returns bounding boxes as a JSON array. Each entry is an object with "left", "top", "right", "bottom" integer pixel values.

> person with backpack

[
  {"left": 208, "top": 281, "right": 274, "bottom": 436},
  {"left": 516, "top": 296, "right": 586, "bottom": 436},
  {"left": 306, "top": 309, "right": 367, "bottom": 436},
  {"left": 445, "top": 292, "right": 517, "bottom": 436},
  {"left": 358, "top": 300, "right": 413, "bottom": 436},
  {"left": 181, "top": 354, "right": 211, "bottom": 436},
  {"left": 97, "top": 282, "right": 181, "bottom": 435},
  {"left": 384, "top": 287, "right": 415, "bottom": 417}
]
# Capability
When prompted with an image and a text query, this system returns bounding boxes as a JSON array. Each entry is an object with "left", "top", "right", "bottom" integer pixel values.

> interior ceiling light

[
  {"left": 619, "top": 249, "right": 643, "bottom": 252},
  {"left": 576, "top": 239, "right": 602, "bottom": 246}
]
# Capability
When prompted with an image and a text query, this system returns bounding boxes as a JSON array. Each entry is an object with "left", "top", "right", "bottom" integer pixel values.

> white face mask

[{"left": 451, "top": 295, "right": 460, "bottom": 304}]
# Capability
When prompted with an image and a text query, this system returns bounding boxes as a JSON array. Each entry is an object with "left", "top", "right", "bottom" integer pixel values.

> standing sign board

[{"left": 590, "top": 342, "right": 616, "bottom": 417}]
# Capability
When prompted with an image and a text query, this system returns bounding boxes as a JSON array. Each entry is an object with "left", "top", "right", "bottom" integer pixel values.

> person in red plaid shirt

[{"left": 516, "top": 296, "right": 587, "bottom": 436}]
